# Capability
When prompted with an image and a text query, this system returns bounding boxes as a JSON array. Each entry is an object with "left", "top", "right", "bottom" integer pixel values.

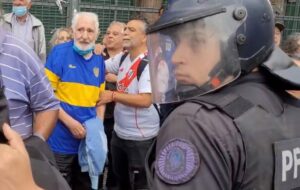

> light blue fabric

[
  {"left": 78, "top": 117, "right": 107, "bottom": 190},
  {"left": 73, "top": 43, "right": 95, "bottom": 56},
  {"left": 12, "top": 6, "right": 27, "bottom": 17}
]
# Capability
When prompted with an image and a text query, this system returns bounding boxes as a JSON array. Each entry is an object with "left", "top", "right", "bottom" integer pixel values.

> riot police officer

[{"left": 145, "top": 0, "right": 300, "bottom": 189}]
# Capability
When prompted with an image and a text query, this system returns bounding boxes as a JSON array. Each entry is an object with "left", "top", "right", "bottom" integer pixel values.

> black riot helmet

[{"left": 147, "top": 0, "right": 274, "bottom": 103}]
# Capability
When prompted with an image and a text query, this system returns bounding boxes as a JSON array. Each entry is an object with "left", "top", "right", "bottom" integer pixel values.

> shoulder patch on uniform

[{"left": 155, "top": 138, "right": 200, "bottom": 184}]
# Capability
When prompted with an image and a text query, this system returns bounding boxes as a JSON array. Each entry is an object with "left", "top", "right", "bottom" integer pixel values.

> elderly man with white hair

[
  {"left": 45, "top": 12, "right": 106, "bottom": 190},
  {"left": 2, "top": 0, "right": 46, "bottom": 63}
]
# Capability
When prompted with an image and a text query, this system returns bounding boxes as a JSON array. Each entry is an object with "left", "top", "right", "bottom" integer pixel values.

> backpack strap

[
  {"left": 119, "top": 52, "right": 129, "bottom": 67},
  {"left": 137, "top": 56, "right": 148, "bottom": 81},
  {"left": 119, "top": 53, "right": 148, "bottom": 81}
]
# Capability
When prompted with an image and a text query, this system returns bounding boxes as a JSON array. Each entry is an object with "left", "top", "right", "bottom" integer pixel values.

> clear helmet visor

[{"left": 147, "top": 12, "right": 242, "bottom": 103}]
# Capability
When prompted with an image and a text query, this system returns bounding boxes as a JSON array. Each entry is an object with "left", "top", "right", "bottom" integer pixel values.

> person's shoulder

[
  {"left": 1, "top": 32, "right": 40, "bottom": 59},
  {"left": 166, "top": 101, "right": 237, "bottom": 138},
  {"left": 29, "top": 14, "right": 43, "bottom": 27},
  {"left": 3, "top": 13, "right": 12, "bottom": 23},
  {"left": 51, "top": 41, "right": 73, "bottom": 55},
  {"left": 92, "top": 52, "right": 104, "bottom": 61},
  {"left": 0, "top": 33, "right": 43, "bottom": 70}
]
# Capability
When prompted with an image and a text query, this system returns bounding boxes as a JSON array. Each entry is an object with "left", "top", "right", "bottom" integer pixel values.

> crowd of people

[{"left": 0, "top": 0, "right": 300, "bottom": 190}]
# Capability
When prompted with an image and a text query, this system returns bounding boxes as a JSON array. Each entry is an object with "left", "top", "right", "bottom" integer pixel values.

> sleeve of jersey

[
  {"left": 138, "top": 64, "right": 152, "bottom": 94},
  {"left": 44, "top": 48, "right": 62, "bottom": 91},
  {"left": 105, "top": 52, "right": 122, "bottom": 74},
  {"left": 152, "top": 102, "right": 245, "bottom": 189},
  {"left": 99, "top": 57, "right": 106, "bottom": 92}
]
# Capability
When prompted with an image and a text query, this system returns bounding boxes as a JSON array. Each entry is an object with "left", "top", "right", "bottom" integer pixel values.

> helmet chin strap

[
  {"left": 176, "top": 41, "right": 240, "bottom": 99},
  {"left": 176, "top": 65, "right": 229, "bottom": 100}
]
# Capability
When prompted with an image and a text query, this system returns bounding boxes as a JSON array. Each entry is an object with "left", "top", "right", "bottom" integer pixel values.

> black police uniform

[
  {"left": 146, "top": 51, "right": 300, "bottom": 190},
  {"left": 145, "top": 0, "right": 300, "bottom": 189}
]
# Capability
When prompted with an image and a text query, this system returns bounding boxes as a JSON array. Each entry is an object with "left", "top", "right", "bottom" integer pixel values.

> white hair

[
  {"left": 72, "top": 12, "right": 99, "bottom": 34},
  {"left": 108, "top": 21, "right": 126, "bottom": 33}
]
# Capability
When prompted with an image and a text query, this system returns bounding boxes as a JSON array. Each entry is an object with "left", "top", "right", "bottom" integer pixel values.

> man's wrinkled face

[
  {"left": 105, "top": 24, "right": 124, "bottom": 50},
  {"left": 171, "top": 27, "right": 221, "bottom": 87},
  {"left": 123, "top": 20, "right": 146, "bottom": 50},
  {"left": 73, "top": 15, "right": 98, "bottom": 50}
]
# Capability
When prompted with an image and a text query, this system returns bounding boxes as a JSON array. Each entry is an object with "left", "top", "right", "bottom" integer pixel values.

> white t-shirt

[{"left": 105, "top": 52, "right": 160, "bottom": 140}]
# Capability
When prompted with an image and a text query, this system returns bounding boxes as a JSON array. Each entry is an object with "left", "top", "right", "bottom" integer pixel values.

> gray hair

[
  {"left": 49, "top": 27, "right": 72, "bottom": 48},
  {"left": 72, "top": 12, "right": 99, "bottom": 34},
  {"left": 108, "top": 21, "right": 126, "bottom": 33},
  {"left": 282, "top": 32, "right": 300, "bottom": 57},
  {"left": 128, "top": 14, "right": 149, "bottom": 33}
]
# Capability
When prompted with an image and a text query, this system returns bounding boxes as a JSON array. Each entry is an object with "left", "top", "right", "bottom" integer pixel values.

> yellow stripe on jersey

[
  {"left": 45, "top": 68, "right": 60, "bottom": 90},
  {"left": 99, "top": 82, "right": 105, "bottom": 92},
  {"left": 56, "top": 82, "right": 103, "bottom": 107}
]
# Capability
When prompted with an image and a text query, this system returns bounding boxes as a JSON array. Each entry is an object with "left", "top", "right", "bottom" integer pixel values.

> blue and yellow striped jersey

[{"left": 45, "top": 40, "right": 105, "bottom": 154}]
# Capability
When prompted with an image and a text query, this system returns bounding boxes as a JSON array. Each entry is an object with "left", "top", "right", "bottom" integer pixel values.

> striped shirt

[{"left": 0, "top": 28, "right": 60, "bottom": 139}]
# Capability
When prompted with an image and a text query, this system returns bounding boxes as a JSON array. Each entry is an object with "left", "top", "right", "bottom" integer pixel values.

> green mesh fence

[
  {"left": 2, "top": 0, "right": 161, "bottom": 53},
  {"left": 284, "top": 1, "right": 300, "bottom": 37},
  {"left": 2, "top": 0, "right": 68, "bottom": 52}
]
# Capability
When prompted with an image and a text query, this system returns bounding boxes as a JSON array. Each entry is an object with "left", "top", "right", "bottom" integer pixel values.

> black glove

[{"left": 25, "top": 135, "right": 57, "bottom": 168}]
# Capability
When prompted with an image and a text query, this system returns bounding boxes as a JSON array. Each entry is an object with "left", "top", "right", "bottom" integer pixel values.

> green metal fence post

[{"left": 67, "top": 0, "right": 80, "bottom": 27}]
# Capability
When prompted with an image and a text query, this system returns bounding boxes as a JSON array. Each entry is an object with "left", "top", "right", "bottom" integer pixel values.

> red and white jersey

[{"left": 105, "top": 52, "right": 160, "bottom": 140}]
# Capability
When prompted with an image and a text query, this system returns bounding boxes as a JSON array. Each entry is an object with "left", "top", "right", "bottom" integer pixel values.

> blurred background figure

[
  {"left": 273, "top": 5, "right": 285, "bottom": 47},
  {"left": 0, "top": 2, "right": 4, "bottom": 26},
  {"left": 282, "top": 32, "right": 300, "bottom": 66},
  {"left": 274, "top": 20, "right": 285, "bottom": 47},
  {"left": 49, "top": 27, "right": 72, "bottom": 49},
  {"left": 2, "top": 0, "right": 46, "bottom": 63},
  {"left": 282, "top": 32, "right": 300, "bottom": 98},
  {"left": 101, "top": 21, "right": 126, "bottom": 190}
]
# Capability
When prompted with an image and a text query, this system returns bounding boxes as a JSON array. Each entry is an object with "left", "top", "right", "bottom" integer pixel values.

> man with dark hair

[
  {"left": 282, "top": 32, "right": 300, "bottom": 62},
  {"left": 101, "top": 20, "right": 126, "bottom": 189},
  {"left": 98, "top": 16, "right": 160, "bottom": 190}
]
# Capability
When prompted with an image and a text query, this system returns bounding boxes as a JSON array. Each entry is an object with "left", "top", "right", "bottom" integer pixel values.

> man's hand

[
  {"left": 68, "top": 120, "right": 86, "bottom": 139},
  {"left": 105, "top": 73, "right": 117, "bottom": 83},
  {"left": 94, "top": 43, "right": 105, "bottom": 55},
  {"left": 97, "top": 90, "right": 114, "bottom": 106},
  {"left": 0, "top": 124, "right": 42, "bottom": 190}
]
